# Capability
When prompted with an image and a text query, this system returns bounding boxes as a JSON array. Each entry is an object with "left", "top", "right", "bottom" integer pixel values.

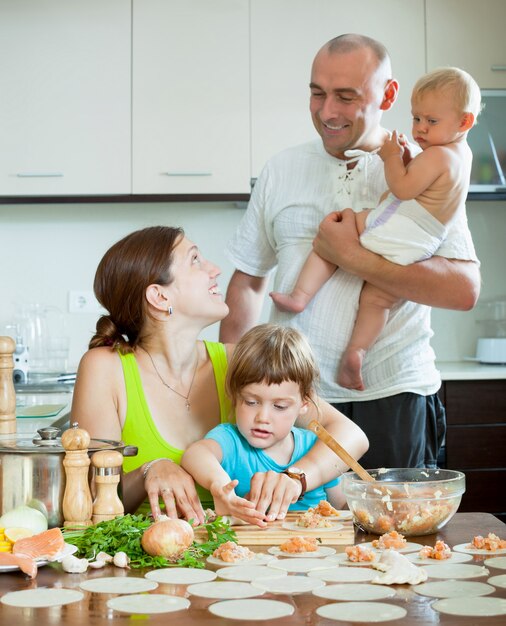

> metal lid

[{"left": 0, "top": 427, "right": 129, "bottom": 455}]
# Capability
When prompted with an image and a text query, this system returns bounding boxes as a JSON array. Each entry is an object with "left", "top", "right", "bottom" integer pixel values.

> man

[{"left": 220, "top": 34, "right": 480, "bottom": 469}]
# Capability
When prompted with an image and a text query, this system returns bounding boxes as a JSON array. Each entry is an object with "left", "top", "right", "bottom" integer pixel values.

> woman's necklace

[{"left": 140, "top": 346, "right": 199, "bottom": 412}]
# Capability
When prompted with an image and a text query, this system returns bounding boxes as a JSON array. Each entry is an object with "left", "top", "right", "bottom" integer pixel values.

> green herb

[{"left": 62, "top": 513, "right": 236, "bottom": 569}]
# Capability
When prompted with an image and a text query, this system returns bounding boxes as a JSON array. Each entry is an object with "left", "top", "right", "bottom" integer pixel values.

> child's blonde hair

[
  {"left": 226, "top": 324, "right": 319, "bottom": 403},
  {"left": 412, "top": 67, "right": 482, "bottom": 120}
]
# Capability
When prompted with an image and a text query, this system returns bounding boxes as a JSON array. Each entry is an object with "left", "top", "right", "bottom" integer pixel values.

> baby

[
  {"left": 271, "top": 67, "right": 481, "bottom": 391},
  {"left": 181, "top": 323, "right": 344, "bottom": 526}
]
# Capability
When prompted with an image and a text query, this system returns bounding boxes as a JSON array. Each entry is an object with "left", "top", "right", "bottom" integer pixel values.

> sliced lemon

[{"left": 4, "top": 527, "right": 35, "bottom": 542}]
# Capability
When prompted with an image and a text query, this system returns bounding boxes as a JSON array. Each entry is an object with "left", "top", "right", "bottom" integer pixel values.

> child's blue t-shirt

[{"left": 204, "top": 423, "right": 339, "bottom": 510}]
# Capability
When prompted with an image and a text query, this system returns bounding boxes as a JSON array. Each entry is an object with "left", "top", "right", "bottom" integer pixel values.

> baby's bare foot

[
  {"left": 338, "top": 348, "right": 366, "bottom": 390},
  {"left": 270, "top": 291, "right": 307, "bottom": 313}
]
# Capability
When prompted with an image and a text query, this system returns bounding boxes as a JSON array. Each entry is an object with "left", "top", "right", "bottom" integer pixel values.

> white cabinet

[
  {"left": 250, "top": 0, "right": 426, "bottom": 177},
  {"left": 0, "top": 0, "right": 130, "bottom": 196},
  {"left": 426, "top": 0, "right": 506, "bottom": 88},
  {"left": 132, "top": 0, "right": 250, "bottom": 194}
]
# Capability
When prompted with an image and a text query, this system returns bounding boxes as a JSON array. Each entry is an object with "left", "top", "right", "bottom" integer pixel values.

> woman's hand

[
  {"left": 247, "top": 471, "right": 302, "bottom": 521},
  {"left": 144, "top": 460, "right": 206, "bottom": 525},
  {"left": 211, "top": 480, "right": 267, "bottom": 528}
]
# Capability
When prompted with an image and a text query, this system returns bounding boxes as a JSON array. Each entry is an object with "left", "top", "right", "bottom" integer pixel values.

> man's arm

[
  {"left": 314, "top": 210, "right": 480, "bottom": 310},
  {"left": 219, "top": 270, "right": 270, "bottom": 342}
]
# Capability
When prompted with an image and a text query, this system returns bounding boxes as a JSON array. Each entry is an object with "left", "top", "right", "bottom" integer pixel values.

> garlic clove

[
  {"left": 113, "top": 551, "right": 131, "bottom": 569},
  {"left": 96, "top": 551, "right": 113, "bottom": 564},
  {"left": 89, "top": 560, "right": 107, "bottom": 569},
  {"left": 61, "top": 554, "right": 89, "bottom": 573}
]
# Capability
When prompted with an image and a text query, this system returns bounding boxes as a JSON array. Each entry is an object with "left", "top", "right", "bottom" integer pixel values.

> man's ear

[
  {"left": 380, "top": 79, "right": 399, "bottom": 111},
  {"left": 460, "top": 112, "right": 475, "bottom": 131}
]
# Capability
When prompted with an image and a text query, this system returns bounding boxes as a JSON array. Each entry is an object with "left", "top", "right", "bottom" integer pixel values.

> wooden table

[{"left": 0, "top": 513, "right": 505, "bottom": 625}]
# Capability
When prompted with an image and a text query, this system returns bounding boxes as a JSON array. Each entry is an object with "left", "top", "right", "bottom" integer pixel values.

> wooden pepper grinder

[
  {"left": 91, "top": 449, "right": 124, "bottom": 523},
  {"left": 0, "top": 336, "right": 16, "bottom": 435},
  {"left": 61, "top": 422, "right": 93, "bottom": 527}
]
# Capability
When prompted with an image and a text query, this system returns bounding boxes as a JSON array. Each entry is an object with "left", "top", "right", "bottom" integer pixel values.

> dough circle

[
  {"left": 207, "top": 553, "right": 273, "bottom": 567},
  {"left": 316, "top": 601, "right": 407, "bottom": 622},
  {"left": 453, "top": 542, "right": 506, "bottom": 556},
  {"left": 267, "top": 557, "right": 335, "bottom": 573},
  {"left": 432, "top": 596, "right": 506, "bottom": 617},
  {"left": 107, "top": 594, "right": 190, "bottom": 614},
  {"left": 1, "top": 588, "right": 84, "bottom": 608},
  {"left": 308, "top": 566, "right": 376, "bottom": 583},
  {"left": 216, "top": 564, "right": 287, "bottom": 582},
  {"left": 145, "top": 567, "right": 216, "bottom": 584},
  {"left": 313, "top": 583, "right": 396, "bottom": 601},
  {"left": 358, "top": 541, "right": 424, "bottom": 554},
  {"left": 267, "top": 545, "right": 336, "bottom": 558},
  {"left": 187, "top": 581, "right": 263, "bottom": 599},
  {"left": 423, "top": 563, "right": 489, "bottom": 579},
  {"left": 488, "top": 574, "right": 506, "bottom": 589},
  {"left": 484, "top": 556, "right": 506, "bottom": 570},
  {"left": 79, "top": 577, "right": 158, "bottom": 594},
  {"left": 281, "top": 521, "right": 343, "bottom": 533},
  {"left": 252, "top": 576, "right": 325, "bottom": 594},
  {"left": 406, "top": 551, "right": 472, "bottom": 565},
  {"left": 208, "top": 599, "right": 294, "bottom": 620},
  {"left": 414, "top": 580, "right": 495, "bottom": 598}
]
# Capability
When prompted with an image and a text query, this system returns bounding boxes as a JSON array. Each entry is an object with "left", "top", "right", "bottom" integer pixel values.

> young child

[
  {"left": 181, "top": 323, "right": 344, "bottom": 526},
  {"left": 270, "top": 67, "right": 481, "bottom": 391}
]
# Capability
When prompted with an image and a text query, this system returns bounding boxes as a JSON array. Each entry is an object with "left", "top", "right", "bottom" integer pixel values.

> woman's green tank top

[{"left": 120, "top": 341, "right": 232, "bottom": 512}]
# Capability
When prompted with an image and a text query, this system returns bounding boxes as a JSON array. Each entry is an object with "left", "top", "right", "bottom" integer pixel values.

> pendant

[{"left": 185, "top": 401, "right": 191, "bottom": 411}]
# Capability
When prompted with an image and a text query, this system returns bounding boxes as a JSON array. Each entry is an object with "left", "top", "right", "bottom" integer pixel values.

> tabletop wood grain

[{"left": 0, "top": 513, "right": 505, "bottom": 625}]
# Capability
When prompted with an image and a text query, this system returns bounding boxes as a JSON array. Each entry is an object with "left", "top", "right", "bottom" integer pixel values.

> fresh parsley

[{"left": 62, "top": 513, "right": 237, "bottom": 569}]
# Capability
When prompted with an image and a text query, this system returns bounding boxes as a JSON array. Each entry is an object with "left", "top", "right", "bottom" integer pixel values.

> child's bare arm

[
  {"left": 380, "top": 131, "right": 449, "bottom": 200},
  {"left": 181, "top": 439, "right": 266, "bottom": 526},
  {"left": 181, "top": 439, "right": 228, "bottom": 490}
]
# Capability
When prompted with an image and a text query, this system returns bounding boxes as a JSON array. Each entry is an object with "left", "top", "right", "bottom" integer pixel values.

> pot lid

[{"left": 0, "top": 426, "right": 129, "bottom": 454}]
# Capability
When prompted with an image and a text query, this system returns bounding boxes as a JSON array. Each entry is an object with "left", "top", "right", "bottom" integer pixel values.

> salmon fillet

[
  {"left": 13, "top": 527, "right": 65, "bottom": 560},
  {"left": 0, "top": 552, "right": 38, "bottom": 578}
]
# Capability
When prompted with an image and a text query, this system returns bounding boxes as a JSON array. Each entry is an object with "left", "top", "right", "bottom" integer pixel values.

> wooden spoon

[{"left": 308, "top": 419, "right": 375, "bottom": 483}]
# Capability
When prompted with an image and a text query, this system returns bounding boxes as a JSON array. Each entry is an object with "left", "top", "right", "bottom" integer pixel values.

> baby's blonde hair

[
  {"left": 412, "top": 67, "right": 482, "bottom": 120},
  {"left": 226, "top": 324, "right": 319, "bottom": 404}
]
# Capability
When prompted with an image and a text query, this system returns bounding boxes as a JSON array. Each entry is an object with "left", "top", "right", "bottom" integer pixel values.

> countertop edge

[{"left": 437, "top": 361, "right": 506, "bottom": 380}]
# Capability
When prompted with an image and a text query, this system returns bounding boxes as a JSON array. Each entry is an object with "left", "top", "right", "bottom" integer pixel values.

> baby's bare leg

[
  {"left": 270, "top": 250, "right": 336, "bottom": 313},
  {"left": 338, "top": 283, "right": 399, "bottom": 390}
]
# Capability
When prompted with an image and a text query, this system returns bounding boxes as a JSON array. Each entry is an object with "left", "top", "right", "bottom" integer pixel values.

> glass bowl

[{"left": 342, "top": 468, "right": 465, "bottom": 536}]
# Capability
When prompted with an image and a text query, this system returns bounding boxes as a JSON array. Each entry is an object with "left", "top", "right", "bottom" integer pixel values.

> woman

[{"left": 72, "top": 226, "right": 368, "bottom": 525}]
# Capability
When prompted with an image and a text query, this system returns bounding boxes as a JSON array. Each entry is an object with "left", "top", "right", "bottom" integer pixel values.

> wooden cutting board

[{"left": 198, "top": 513, "right": 354, "bottom": 546}]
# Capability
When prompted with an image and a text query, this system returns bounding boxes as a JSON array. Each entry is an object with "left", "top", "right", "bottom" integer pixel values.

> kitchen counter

[
  {"left": 0, "top": 513, "right": 505, "bottom": 625},
  {"left": 438, "top": 361, "right": 506, "bottom": 380}
]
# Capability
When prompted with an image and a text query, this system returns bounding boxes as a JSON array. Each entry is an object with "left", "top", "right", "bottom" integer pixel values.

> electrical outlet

[{"left": 68, "top": 290, "right": 102, "bottom": 313}]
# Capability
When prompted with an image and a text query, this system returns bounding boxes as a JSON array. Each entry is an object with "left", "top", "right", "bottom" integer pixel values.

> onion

[
  {"left": 141, "top": 516, "right": 194, "bottom": 558},
  {"left": 0, "top": 505, "right": 48, "bottom": 534}
]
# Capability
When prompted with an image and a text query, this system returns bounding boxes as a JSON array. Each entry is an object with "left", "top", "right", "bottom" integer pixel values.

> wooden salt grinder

[
  {"left": 61, "top": 423, "right": 93, "bottom": 527},
  {"left": 0, "top": 336, "right": 16, "bottom": 435},
  {"left": 91, "top": 449, "right": 124, "bottom": 523}
]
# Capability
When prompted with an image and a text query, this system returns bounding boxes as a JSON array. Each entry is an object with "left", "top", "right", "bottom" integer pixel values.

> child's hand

[
  {"left": 379, "top": 130, "right": 405, "bottom": 161},
  {"left": 210, "top": 480, "right": 268, "bottom": 527}
]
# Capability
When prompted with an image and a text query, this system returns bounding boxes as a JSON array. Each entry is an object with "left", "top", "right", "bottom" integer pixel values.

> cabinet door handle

[
  {"left": 160, "top": 171, "right": 212, "bottom": 177},
  {"left": 15, "top": 172, "right": 64, "bottom": 178},
  {"left": 491, "top": 65, "right": 506, "bottom": 71}
]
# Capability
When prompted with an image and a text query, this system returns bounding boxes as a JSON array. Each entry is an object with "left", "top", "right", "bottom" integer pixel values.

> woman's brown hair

[
  {"left": 226, "top": 323, "right": 319, "bottom": 403},
  {"left": 89, "top": 226, "right": 184, "bottom": 352}
]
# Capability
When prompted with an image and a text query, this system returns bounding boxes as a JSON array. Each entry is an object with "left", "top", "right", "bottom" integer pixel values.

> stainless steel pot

[{"left": 0, "top": 426, "right": 137, "bottom": 527}]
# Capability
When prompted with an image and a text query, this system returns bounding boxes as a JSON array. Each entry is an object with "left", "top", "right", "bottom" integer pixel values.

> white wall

[
  {"left": 1, "top": 198, "right": 505, "bottom": 370},
  {"left": 0, "top": 202, "right": 245, "bottom": 369}
]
